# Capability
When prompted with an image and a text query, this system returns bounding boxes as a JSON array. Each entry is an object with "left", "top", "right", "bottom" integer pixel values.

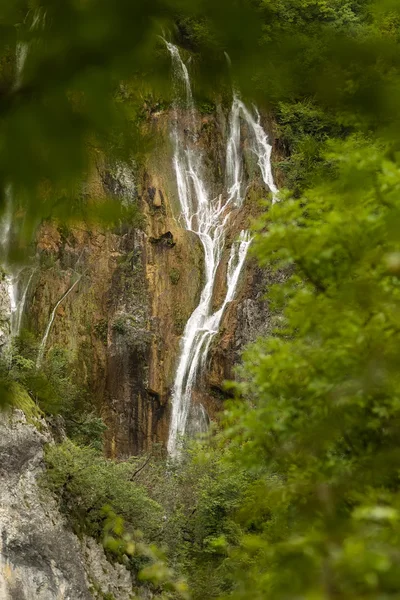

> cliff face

[
  {"left": 0, "top": 410, "right": 136, "bottom": 600},
  {"left": 23, "top": 107, "right": 275, "bottom": 457}
]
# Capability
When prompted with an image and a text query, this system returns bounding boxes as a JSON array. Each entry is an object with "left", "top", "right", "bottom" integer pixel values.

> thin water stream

[{"left": 36, "top": 275, "right": 82, "bottom": 369}]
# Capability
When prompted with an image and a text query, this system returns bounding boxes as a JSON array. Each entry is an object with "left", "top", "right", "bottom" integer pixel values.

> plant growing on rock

[{"left": 169, "top": 268, "right": 181, "bottom": 285}]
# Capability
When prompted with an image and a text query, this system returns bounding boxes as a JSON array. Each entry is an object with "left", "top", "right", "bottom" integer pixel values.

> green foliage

[
  {"left": 43, "top": 440, "right": 162, "bottom": 542},
  {"left": 216, "top": 133, "right": 400, "bottom": 598},
  {"left": 128, "top": 440, "right": 252, "bottom": 600},
  {"left": 169, "top": 268, "right": 181, "bottom": 285},
  {"left": 103, "top": 507, "right": 190, "bottom": 599},
  {"left": 44, "top": 445, "right": 191, "bottom": 596},
  {"left": 94, "top": 318, "right": 108, "bottom": 344},
  {"left": 259, "top": 0, "right": 366, "bottom": 32},
  {"left": 274, "top": 100, "right": 347, "bottom": 195},
  {"left": 5, "top": 334, "right": 106, "bottom": 448},
  {"left": 198, "top": 101, "right": 216, "bottom": 115}
]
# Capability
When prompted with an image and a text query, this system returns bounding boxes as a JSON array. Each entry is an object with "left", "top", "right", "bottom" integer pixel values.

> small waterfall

[
  {"left": 236, "top": 99, "right": 279, "bottom": 203},
  {"left": 15, "top": 42, "right": 28, "bottom": 89},
  {"left": 166, "top": 44, "right": 278, "bottom": 457},
  {"left": 15, "top": 8, "right": 47, "bottom": 90},
  {"left": 0, "top": 186, "right": 19, "bottom": 340},
  {"left": 36, "top": 276, "right": 81, "bottom": 369},
  {"left": 0, "top": 15, "right": 42, "bottom": 343},
  {"left": 12, "top": 269, "right": 36, "bottom": 336}
]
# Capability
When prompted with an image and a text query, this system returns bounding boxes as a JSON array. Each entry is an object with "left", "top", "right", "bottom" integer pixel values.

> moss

[
  {"left": 39, "top": 251, "right": 59, "bottom": 270},
  {"left": 88, "top": 579, "right": 117, "bottom": 600},
  {"left": 174, "top": 308, "right": 187, "bottom": 336},
  {"left": 169, "top": 268, "right": 181, "bottom": 286},
  {"left": 112, "top": 316, "right": 127, "bottom": 335},
  {"left": 94, "top": 319, "right": 108, "bottom": 343},
  {"left": 11, "top": 382, "right": 43, "bottom": 424},
  {"left": 58, "top": 222, "right": 74, "bottom": 244}
]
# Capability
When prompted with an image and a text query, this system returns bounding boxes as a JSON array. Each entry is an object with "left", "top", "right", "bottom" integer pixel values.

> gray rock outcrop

[{"left": 0, "top": 410, "right": 135, "bottom": 600}]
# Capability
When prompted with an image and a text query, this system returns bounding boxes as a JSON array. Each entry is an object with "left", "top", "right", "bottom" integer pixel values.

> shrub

[
  {"left": 94, "top": 319, "right": 108, "bottom": 343},
  {"left": 7, "top": 337, "right": 105, "bottom": 448},
  {"left": 43, "top": 440, "right": 163, "bottom": 542}
]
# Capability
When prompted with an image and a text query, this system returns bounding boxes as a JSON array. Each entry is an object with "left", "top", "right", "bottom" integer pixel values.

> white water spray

[{"left": 166, "top": 44, "right": 278, "bottom": 456}]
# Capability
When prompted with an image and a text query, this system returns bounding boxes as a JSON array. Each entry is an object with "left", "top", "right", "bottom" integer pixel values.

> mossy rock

[
  {"left": 11, "top": 382, "right": 43, "bottom": 424},
  {"left": 169, "top": 268, "right": 181, "bottom": 285}
]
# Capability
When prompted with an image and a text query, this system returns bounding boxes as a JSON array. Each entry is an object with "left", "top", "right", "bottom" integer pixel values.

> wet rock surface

[{"left": 26, "top": 107, "right": 280, "bottom": 457}]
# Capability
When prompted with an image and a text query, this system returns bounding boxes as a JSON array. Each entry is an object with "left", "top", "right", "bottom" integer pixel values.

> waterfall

[
  {"left": 36, "top": 276, "right": 81, "bottom": 369},
  {"left": 0, "top": 186, "right": 19, "bottom": 340},
  {"left": 0, "top": 15, "right": 41, "bottom": 344},
  {"left": 12, "top": 269, "right": 36, "bottom": 336},
  {"left": 236, "top": 100, "right": 279, "bottom": 203},
  {"left": 166, "top": 44, "right": 278, "bottom": 457},
  {"left": 15, "top": 8, "right": 47, "bottom": 90},
  {"left": 1, "top": 228, "right": 35, "bottom": 339},
  {"left": 15, "top": 42, "right": 28, "bottom": 89}
]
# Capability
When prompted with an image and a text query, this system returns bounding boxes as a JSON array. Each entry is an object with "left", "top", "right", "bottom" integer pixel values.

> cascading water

[
  {"left": 0, "top": 186, "right": 20, "bottom": 339},
  {"left": 166, "top": 44, "right": 278, "bottom": 456},
  {"left": 12, "top": 269, "right": 36, "bottom": 335},
  {"left": 0, "top": 199, "right": 36, "bottom": 338},
  {"left": 1, "top": 185, "right": 35, "bottom": 337}
]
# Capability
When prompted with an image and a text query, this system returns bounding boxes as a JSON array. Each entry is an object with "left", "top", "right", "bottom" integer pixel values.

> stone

[
  {"left": 152, "top": 190, "right": 162, "bottom": 208},
  {"left": 148, "top": 231, "right": 175, "bottom": 248},
  {"left": 0, "top": 410, "right": 135, "bottom": 600},
  {"left": 82, "top": 537, "right": 133, "bottom": 600}
]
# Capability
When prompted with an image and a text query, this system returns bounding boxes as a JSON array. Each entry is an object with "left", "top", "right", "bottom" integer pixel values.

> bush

[
  {"left": 135, "top": 440, "right": 253, "bottom": 600},
  {"left": 7, "top": 336, "right": 106, "bottom": 448},
  {"left": 274, "top": 100, "right": 347, "bottom": 195},
  {"left": 43, "top": 440, "right": 163, "bottom": 542}
]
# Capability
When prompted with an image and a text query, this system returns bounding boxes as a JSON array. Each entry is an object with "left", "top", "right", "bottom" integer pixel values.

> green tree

[{"left": 219, "top": 138, "right": 400, "bottom": 597}]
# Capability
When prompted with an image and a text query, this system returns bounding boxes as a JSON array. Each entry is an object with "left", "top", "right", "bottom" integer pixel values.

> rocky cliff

[
  {"left": 21, "top": 106, "right": 277, "bottom": 458},
  {"left": 0, "top": 95, "right": 280, "bottom": 600},
  {"left": 0, "top": 409, "right": 140, "bottom": 600}
]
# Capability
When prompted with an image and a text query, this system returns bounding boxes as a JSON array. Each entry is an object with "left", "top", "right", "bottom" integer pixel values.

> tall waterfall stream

[
  {"left": 166, "top": 43, "right": 278, "bottom": 456},
  {"left": 0, "top": 189, "right": 36, "bottom": 341}
]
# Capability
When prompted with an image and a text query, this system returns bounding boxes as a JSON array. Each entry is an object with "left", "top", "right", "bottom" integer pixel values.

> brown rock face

[{"left": 26, "top": 109, "right": 278, "bottom": 457}]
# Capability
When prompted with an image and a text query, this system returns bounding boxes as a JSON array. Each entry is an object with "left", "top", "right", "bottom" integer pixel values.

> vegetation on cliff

[{"left": 2, "top": 0, "right": 400, "bottom": 599}]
